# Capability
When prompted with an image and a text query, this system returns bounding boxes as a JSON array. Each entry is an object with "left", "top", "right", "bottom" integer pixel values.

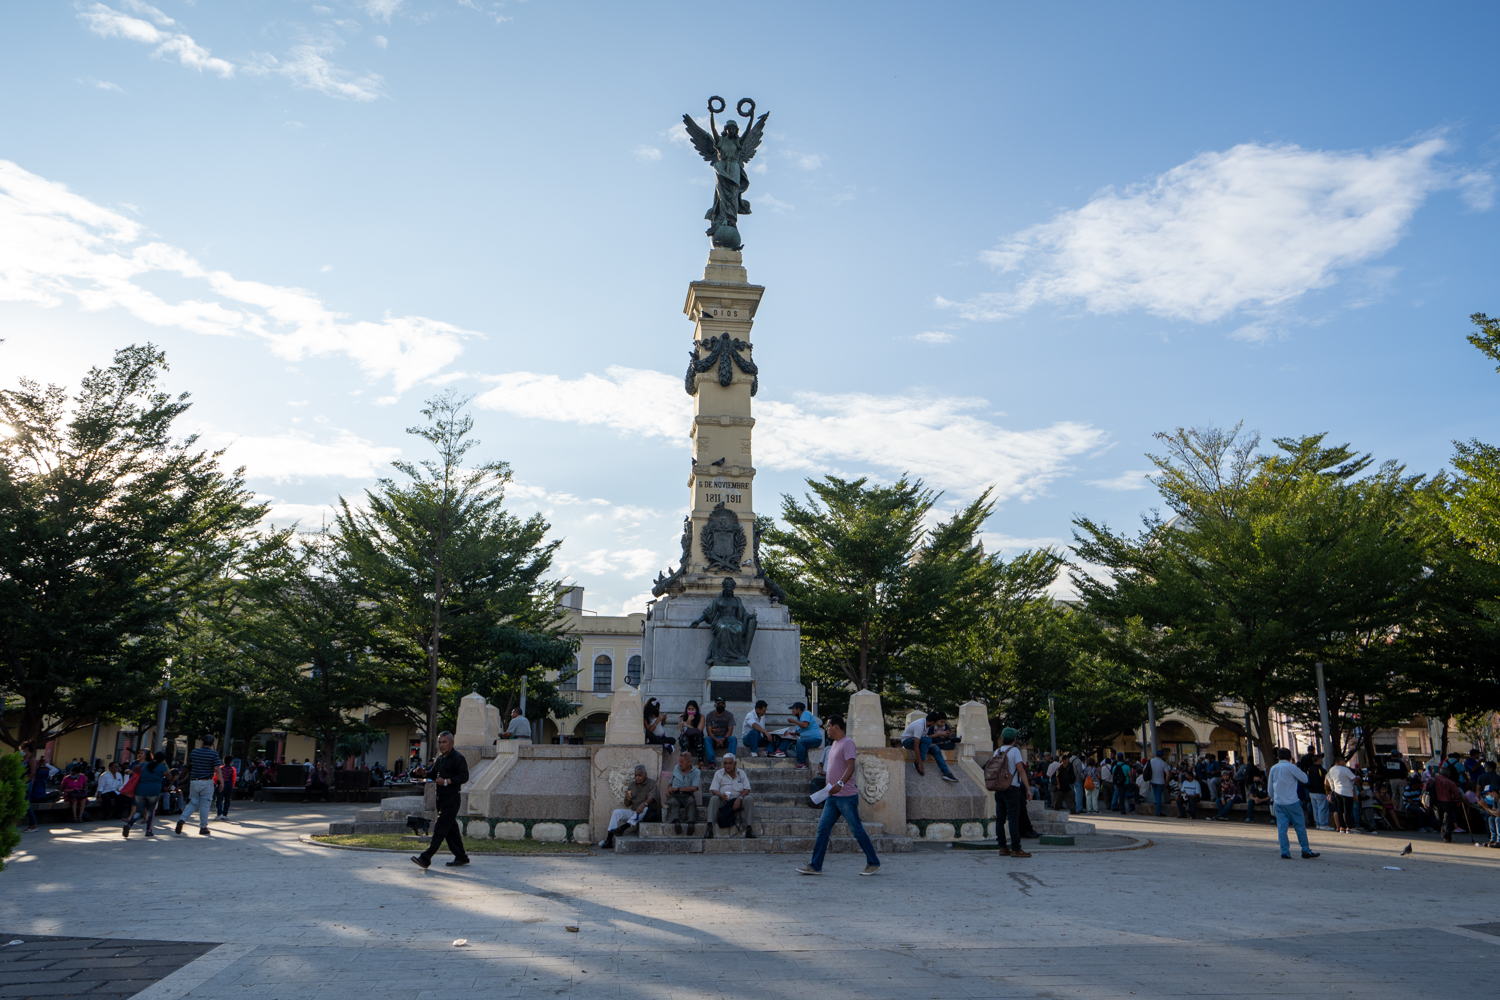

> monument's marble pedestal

[{"left": 642, "top": 592, "right": 804, "bottom": 728}]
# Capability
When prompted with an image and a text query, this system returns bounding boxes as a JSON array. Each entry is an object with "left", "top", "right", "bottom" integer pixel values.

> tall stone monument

[{"left": 641, "top": 96, "right": 805, "bottom": 724}]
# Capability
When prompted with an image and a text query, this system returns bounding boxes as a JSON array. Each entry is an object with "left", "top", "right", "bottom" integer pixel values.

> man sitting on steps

[
  {"left": 706, "top": 752, "right": 754, "bottom": 838},
  {"left": 598, "top": 764, "right": 659, "bottom": 850},
  {"left": 665, "top": 751, "right": 701, "bottom": 835}
]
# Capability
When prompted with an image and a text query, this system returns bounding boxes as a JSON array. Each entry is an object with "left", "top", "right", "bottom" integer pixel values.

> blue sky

[{"left": 3, "top": 2, "right": 1499, "bottom": 614}]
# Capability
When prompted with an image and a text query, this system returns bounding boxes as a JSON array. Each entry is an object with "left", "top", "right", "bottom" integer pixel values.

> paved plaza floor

[{"left": 2, "top": 800, "right": 1498, "bottom": 999}]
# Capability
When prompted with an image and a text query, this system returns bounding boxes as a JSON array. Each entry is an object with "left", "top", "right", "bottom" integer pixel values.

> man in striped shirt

[{"left": 177, "top": 735, "right": 223, "bottom": 836}]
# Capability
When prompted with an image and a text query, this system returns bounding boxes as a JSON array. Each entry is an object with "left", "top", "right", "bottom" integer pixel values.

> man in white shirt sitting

[
  {"left": 1268, "top": 747, "right": 1320, "bottom": 860},
  {"left": 742, "top": 701, "right": 777, "bottom": 757},
  {"left": 706, "top": 753, "right": 754, "bottom": 838},
  {"left": 900, "top": 712, "right": 960, "bottom": 782}
]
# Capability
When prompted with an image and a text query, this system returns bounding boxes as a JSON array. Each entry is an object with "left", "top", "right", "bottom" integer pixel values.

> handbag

[
  {"left": 121, "top": 771, "right": 140, "bottom": 798},
  {"left": 1084, "top": 775, "right": 1095, "bottom": 791}
]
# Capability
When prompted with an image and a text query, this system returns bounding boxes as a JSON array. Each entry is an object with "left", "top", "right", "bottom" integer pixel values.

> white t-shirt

[
  {"left": 992, "top": 745, "right": 1026, "bottom": 782},
  {"left": 1327, "top": 764, "right": 1357, "bottom": 797},
  {"left": 1180, "top": 778, "right": 1202, "bottom": 796},
  {"left": 710, "top": 767, "right": 751, "bottom": 798},
  {"left": 1267, "top": 760, "right": 1309, "bottom": 805},
  {"left": 742, "top": 711, "right": 768, "bottom": 738},
  {"left": 900, "top": 718, "right": 928, "bottom": 741}
]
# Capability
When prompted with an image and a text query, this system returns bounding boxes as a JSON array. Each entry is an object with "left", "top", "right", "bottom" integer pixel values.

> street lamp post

[
  {"left": 154, "top": 658, "right": 171, "bottom": 756},
  {"left": 1047, "top": 692, "right": 1058, "bottom": 756},
  {"left": 1315, "top": 660, "right": 1334, "bottom": 771},
  {"left": 1146, "top": 697, "right": 1158, "bottom": 759}
]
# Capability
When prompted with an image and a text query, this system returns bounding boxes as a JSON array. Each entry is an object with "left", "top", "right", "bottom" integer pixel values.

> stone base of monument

[
  {"left": 611, "top": 756, "right": 914, "bottom": 855},
  {"left": 641, "top": 593, "right": 805, "bottom": 732}
]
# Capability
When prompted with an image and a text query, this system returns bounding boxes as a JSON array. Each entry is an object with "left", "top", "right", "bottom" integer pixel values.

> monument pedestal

[{"left": 642, "top": 246, "right": 805, "bottom": 726}]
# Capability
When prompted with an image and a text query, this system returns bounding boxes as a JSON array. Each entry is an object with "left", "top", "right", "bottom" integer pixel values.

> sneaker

[
  {"left": 941, "top": 774, "right": 960, "bottom": 783},
  {"left": 199, "top": 828, "right": 211, "bottom": 836},
  {"left": 773, "top": 751, "right": 787, "bottom": 757},
  {"left": 795, "top": 865, "right": 821, "bottom": 875},
  {"left": 597, "top": 840, "right": 609, "bottom": 849},
  {"left": 1009, "top": 849, "right": 1032, "bottom": 858},
  {"left": 175, "top": 821, "right": 184, "bottom": 835},
  {"left": 1281, "top": 854, "right": 1292, "bottom": 859},
  {"left": 1301, "top": 851, "right": 1320, "bottom": 859},
  {"left": 859, "top": 865, "right": 880, "bottom": 876},
  {"left": 795, "top": 763, "right": 808, "bottom": 770},
  {"left": 144, "top": 831, "right": 155, "bottom": 838},
  {"left": 410, "top": 855, "right": 430, "bottom": 869}
]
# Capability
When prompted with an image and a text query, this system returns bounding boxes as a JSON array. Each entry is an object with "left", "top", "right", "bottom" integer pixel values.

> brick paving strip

[{"left": 0, "top": 934, "right": 215, "bottom": 999}]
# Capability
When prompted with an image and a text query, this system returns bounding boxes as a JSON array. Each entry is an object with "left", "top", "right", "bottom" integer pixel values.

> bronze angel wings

[{"left": 681, "top": 111, "right": 769, "bottom": 163}]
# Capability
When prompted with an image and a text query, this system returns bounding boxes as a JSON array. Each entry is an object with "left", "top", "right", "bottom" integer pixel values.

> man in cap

[
  {"left": 787, "top": 701, "right": 823, "bottom": 770},
  {"left": 991, "top": 727, "right": 1032, "bottom": 858},
  {"left": 703, "top": 697, "right": 737, "bottom": 767}
]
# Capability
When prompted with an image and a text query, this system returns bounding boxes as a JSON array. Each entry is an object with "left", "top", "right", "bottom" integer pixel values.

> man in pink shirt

[{"left": 796, "top": 715, "right": 881, "bottom": 876}]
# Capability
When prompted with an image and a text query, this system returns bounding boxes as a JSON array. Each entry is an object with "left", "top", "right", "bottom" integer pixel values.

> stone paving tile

[{"left": 0, "top": 933, "right": 214, "bottom": 998}]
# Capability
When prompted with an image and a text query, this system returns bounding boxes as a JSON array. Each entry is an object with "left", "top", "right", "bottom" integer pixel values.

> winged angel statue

[{"left": 683, "top": 97, "right": 768, "bottom": 250}]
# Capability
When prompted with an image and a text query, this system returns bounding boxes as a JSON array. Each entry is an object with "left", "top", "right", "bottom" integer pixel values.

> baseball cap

[{"left": 789, "top": 701, "right": 805, "bottom": 711}]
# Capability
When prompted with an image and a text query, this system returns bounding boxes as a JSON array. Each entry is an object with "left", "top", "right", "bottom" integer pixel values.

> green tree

[
  {"left": 0, "top": 345, "right": 266, "bottom": 749},
  {"left": 0, "top": 752, "right": 23, "bottom": 871},
  {"left": 1074, "top": 426, "right": 1430, "bottom": 764},
  {"left": 335, "top": 391, "right": 561, "bottom": 747},
  {"left": 760, "top": 475, "right": 1000, "bottom": 709}
]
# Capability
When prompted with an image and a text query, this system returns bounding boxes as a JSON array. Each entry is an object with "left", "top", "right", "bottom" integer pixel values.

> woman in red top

[{"left": 61, "top": 763, "right": 89, "bottom": 822}]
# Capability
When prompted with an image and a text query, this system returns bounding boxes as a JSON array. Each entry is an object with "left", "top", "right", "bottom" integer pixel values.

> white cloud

[
  {"left": 200, "top": 426, "right": 401, "bottom": 483},
  {"left": 949, "top": 138, "right": 1483, "bottom": 323},
  {"left": 749, "top": 162, "right": 767, "bottom": 176},
  {"left": 914, "top": 331, "right": 954, "bottom": 344},
  {"left": 250, "top": 45, "right": 384, "bottom": 102},
  {"left": 507, "top": 481, "right": 611, "bottom": 508},
  {"left": 476, "top": 366, "right": 1104, "bottom": 500},
  {"left": 79, "top": 3, "right": 234, "bottom": 78},
  {"left": 0, "top": 158, "right": 474, "bottom": 391},
  {"left": 795, "top": 153, "right": 823, "bottom": 171},
  {"left": 372, "top": 35, "right": 389, "bottom": 49},
  {"left": 475, "top": 366, "right": 690, "bottom": 439},
  {"left": 756, "top": 193, "right": 794, "bottom": 214},
  {"left": 634, "top": 145, "right": 663, "bottom": 163},
  {"left": 90, "top": 79, "right": 124, "bottom": 92},
  {"left": 560, "top": 547, "right": 662, "bottom": 579},
  {"left": 363, "top": 0, "right": 402, "bottom": 22},
  {"left": 1087, "top": 469, "right": 1158, "bottom": 491},
  {"left": 319, "top": 263, "right": 334, "bottom": 272}
]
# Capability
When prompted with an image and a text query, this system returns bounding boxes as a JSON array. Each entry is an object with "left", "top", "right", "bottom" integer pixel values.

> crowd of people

[
  {"left": 1022, "top": 743, "right": 1500, "bottom": 846},
  {"left": 12, "top": 740, "right": 423, "bottom": 833}
]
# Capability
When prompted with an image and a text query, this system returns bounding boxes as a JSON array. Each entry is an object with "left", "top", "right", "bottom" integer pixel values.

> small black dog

[{"left": 406, "top": 815, "right": 431, "bottom": 837}]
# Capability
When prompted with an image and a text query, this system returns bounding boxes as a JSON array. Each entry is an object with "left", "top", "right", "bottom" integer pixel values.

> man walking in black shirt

[{"left": 412, "top": 732, "right": 471, "bottom": 869}]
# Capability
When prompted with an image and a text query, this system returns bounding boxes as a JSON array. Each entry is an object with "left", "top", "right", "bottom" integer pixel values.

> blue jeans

[
  {"left": 1487, "top": 815, "right": 1500, "bottom": 844},
  {"left": 1074, "top": 781, "right": 1086, "bottom": 814},
  {"left": 901, "top": 737, "right": 953, "bottom": 776},
  {"left": 1309, "top": 793, "right": 1329, "bottom": 827},
  {"left": 743, "top": 730, "right": 771, "bottom": 755},
  {"left": 704, "top": 735, "right": 737, "bottom": 765},
  {"left": 808, "top": 794, "right": 880, "bottom": 871},
  {"left": 1151, "top": 783, "right": 1165, "bottom": 816},
  {"left": 1275, "top": 802, "right": 1310, "bottom": 855},
  {"left": 794, "top": 736, "right": 822, "bottom": 766}
]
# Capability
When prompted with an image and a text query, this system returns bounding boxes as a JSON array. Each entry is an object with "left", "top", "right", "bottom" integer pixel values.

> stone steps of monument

[
  {"left": 1031, "top": 820, "right": 1096, "bottom": 836},
  {"left": 750, "top": 805, "right": 847, "bottom": 821},
  {"left": 615, "top": 834, "right": 914, "bottom": 856},
  {"left": 636, "top": 820, "right": 887, "bottom": 838}
]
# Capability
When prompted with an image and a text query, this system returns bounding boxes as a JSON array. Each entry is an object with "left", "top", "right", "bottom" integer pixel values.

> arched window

[
  {"left": 592, "top": 654, "right": 613, "bottom": 692},
  {"left": 626, "top": 654, "right": 642, "bottom": 687},
  {"left": 559, "top": 658, "right": 578, "bottom": 691}
]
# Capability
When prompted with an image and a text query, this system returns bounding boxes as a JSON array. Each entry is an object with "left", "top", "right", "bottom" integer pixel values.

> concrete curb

[{"left": 298, "top": 834, "right": 595, "bottom": 858}]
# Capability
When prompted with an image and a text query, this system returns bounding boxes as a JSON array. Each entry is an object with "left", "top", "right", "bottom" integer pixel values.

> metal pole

[
  {"left": 222, "top": 699, "right": 235, "bottom": 764},
  {"left": 1048, "top": 692, "right": 1058, "bottom": 755},
  {"left": 1316, "top": 661, "right": 1334, "bottom": 770},
  {"left": 1146, "top": 697, "right": 1158, "bottom": 758},
  {"left": 88, "top": 720, "right": 99, "bottom": 770},
  {"left": 810, "top": 681, "right": 819, "bottom": 719}
]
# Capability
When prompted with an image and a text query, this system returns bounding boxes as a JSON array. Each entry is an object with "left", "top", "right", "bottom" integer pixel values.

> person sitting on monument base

[
  {"left": 703, "top": 697, "right": 737, "bottom": 767},
  {"left": 690, "top": 577, "right": 757, "bottom": 666},
  {"left": 665, "top": 751, "right": 702, "bottom": 835},
  {"left": 599, "top": 764, "right": 659, "bottom": 850},
  {"left": 742, "top": 700, "right": 776, "bottom": 757},
  {"left": 706, "top": 752, "right": 754, "bottom": 839}
]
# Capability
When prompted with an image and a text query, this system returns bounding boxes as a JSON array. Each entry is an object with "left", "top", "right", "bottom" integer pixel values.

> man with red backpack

[{"left": 984, "top": 727, "right": 1032, "bottom": 858}]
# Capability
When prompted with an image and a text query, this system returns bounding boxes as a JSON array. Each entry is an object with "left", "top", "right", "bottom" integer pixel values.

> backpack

[{"left": 983, "top": 749, "right": 1016, "bottom": 791}]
